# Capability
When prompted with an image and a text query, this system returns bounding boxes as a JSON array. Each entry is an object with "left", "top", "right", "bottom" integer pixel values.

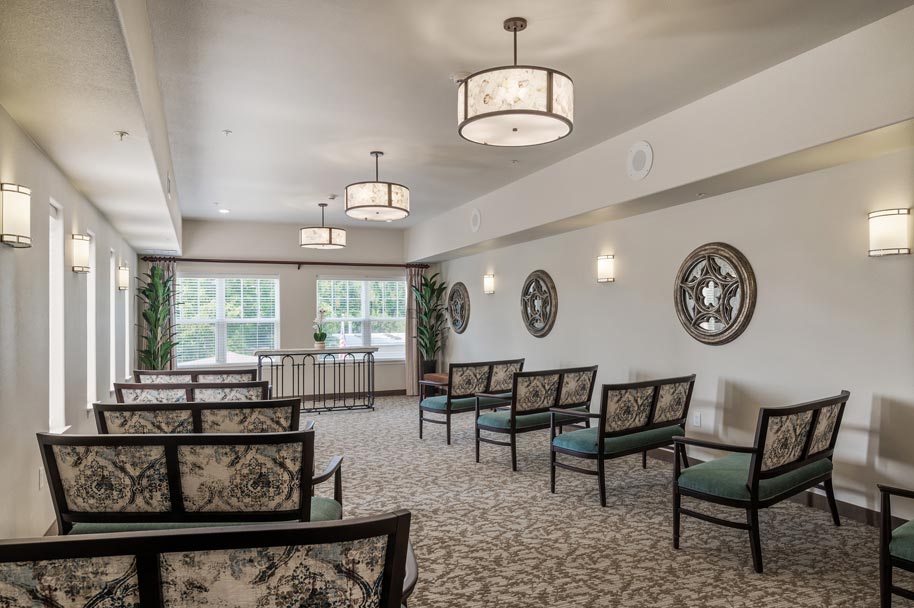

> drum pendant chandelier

[
  {"left": 300, "top": 198, "right": 347, "bottom": 249},
  {"left": 457, "top": 17, "right": 574, "bottom": 147},
  {"left": 345, "top": 151, "right": 410, "bottom": 221}
]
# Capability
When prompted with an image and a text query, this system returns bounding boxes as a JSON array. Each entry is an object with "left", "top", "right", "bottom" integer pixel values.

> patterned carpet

[{"left": 310, "top": 396, "right": 908, "bottom": 608}]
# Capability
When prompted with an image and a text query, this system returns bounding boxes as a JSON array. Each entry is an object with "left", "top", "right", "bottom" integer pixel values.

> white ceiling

[{"left": 146, "top": 0, "right": 912, "bottom": 228}]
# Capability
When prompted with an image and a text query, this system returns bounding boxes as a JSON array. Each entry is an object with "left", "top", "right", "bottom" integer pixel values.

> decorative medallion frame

[
  {"left": 673, "top": 242, "right": 756, "bottom": 345},
  {"left": 448, "top": 282, "right": 471, "bottom": 334},
  {"left": 520, "top": 270, "right": 558, "bottom": 338}
]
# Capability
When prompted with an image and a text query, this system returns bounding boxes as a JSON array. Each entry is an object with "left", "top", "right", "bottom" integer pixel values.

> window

[
  {"left": 109, "top": 250, "right": 116, "bottom": 390},
  {"left": 175, "top": 275, "right": 279, "bottom": 366},
  {"left": 316, "top": 278, "right": 406, "bottom": 361},
  {"left": 48, "top": 202, "right": 65, "bottom": 432},
  {"left": 86, "top": 231, "right": 96, "bottom": 406}
]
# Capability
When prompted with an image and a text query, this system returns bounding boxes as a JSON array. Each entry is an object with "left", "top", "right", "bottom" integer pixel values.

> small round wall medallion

[
  {"left": 520, "top": 270, "right": 558, "bottom": 338},
  {"left": 626, "top": 140, "right": 653, "bottom": 181},
  {"left": 470, "top": 208, "right": 482, "bottom": 233},
  {"left": 448, "top": 282, "right": 471, "bottom": 334},
  {"left": 674, "top": 242, "right": 756, "bottom": 345}
]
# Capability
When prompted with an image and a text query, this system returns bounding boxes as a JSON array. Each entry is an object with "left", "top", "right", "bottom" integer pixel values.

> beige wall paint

[
  {"left": 180, "top": 220, "right": 408, "bottom": 392},
  {"left": 438, "top": 149, "right": 914, "bottom": 519},
  {"left": 0, "top": 104, "right": 137, "bottom": 538}
]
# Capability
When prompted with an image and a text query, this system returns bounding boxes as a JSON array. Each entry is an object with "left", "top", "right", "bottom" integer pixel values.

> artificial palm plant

[
  {"left": 412, "top": 273, "right": 448, "bottom": 373},
  {"left": 137, "top": 265, "right": 177, "bottom": 370}
]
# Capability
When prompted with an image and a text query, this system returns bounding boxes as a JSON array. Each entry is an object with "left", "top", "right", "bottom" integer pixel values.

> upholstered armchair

[
  {"left": 94, "top": 398, "right": 303, "bottom": 434},
  {"left": 672, "top": 390, "right": 849, "bottom": 573},
  {"left": 879, "top": 484, "right": 914, "bottom": 606},
  {"left": 550, "top": 375, "right": 696, "bottom": 506},
  {"left": 419, "top": 358, "right": 524, "bottom": 444},
  {"left": 475, "top": 366, "right": 598, "bottom": 471}
]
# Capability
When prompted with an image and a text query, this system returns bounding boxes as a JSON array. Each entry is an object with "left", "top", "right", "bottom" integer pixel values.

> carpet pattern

[{"left": 310, "top": 396, "right": 909, "bottom": 608}]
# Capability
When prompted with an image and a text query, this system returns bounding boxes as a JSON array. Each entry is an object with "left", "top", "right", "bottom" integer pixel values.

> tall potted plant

[
  {"left": 412, "top": 273, "right": 448, "bottom": 375},
  {"left": 137, "top": 265, "right": 177, "bottom": 370}
]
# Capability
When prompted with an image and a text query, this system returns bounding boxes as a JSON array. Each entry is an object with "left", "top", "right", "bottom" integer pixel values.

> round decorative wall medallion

[
  {"left": 674, "top": 242, "right": 756, "bottom": 345},
  {"left": 626, "top": 140, "right": 653, "bottom": 181},
  {"left": 448, "top": 282, "right": 471, "bottom": 334},
  {"left": 520, "top": 270, "right": 558, "bottom": 338},
  {"left": 470, "top": 208, "right": 482, "bottom": 233}
]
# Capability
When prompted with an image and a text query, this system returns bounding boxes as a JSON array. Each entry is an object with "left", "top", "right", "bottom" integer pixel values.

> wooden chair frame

[
  {"left": 114, "top": 380, "right": 270, "bottom": 403},
  {"left": 879, "top": 484, "right": 914, "bottom": 606},
  {"left": 93, "top": 398, "right": 303, "bottom": 434},
  {"left": 550, "top": 374, "right": 696, "bottom": 506},
  {"left": 475, "top": 365, "right": 598, "bottom": 471},
  {"left": 419, "top": 358, "right": 525, "bottom": 445},
  {"left": 133, "top": 368, "right": 258, "bottom": 382},
  {"left": 673, "top": 390, "right": 850, "bottom": 573}
]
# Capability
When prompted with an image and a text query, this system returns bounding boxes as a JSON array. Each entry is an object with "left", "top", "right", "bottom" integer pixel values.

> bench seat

[
  {"left": 553, "top": 425, "right": 683, "bottom": 455},
  {"left": 478, "top": 406, "right": 588, "bottom": 429},
  {"left": 421, "top": 393, "right": 511, "bottom": 412}
]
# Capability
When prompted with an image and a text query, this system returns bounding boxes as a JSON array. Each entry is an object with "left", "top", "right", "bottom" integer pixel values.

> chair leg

[
  {"left": 680, "top": 444, "right": 690, "bottom": 469},
  {"left": 475, "top": 426, "right": 480, "bottom": 463},
  {"left": 673, "top": 486, "right": 681, "bottom": 549},
  {"left": 642, "top": 450, "right": 647, "bottom": 469},
  {"left": 747, "top": 508, "right": 763, "bottom": 573},
  {"left": 510, "top": 434, "right": 517, "bottom": 471},
  {"left": 446, "top": 413, "right": 451, "bottom": 445},
  {"left": 419, "top": 410, "right": 423, "bottom": 439},
  {"left": 824, "top": 479, "right": 841, "bottom": 526},
  {"left": 550, "top": 448, "right": 556, "bottom": 493},
  {"left": 880, "top": 551, "right": 893, "bottom": 608},
  {"left": 598, "top": 457, "right": 607, "bottom": 507}
]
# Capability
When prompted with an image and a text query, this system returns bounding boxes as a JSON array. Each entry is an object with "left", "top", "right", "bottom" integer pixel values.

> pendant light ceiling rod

[
  {"left": 504, "top": 17, "right": 526, "bottom": 66},
  {"left": 372, "top": 151, "right": 382, "bottom": 181}
]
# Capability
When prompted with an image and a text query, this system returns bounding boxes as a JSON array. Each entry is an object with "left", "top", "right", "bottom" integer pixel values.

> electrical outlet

[
  {"left": 692, "top": 412, "right": 701, "bottom": 428},
  {"left": 38, "top": 467, "right": 45, "bottom": 491}
]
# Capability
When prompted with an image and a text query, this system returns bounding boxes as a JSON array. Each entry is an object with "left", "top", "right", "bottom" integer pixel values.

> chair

[
  {"left": 550, "top": 375, "right": 696, "bottom": 506},
  {"left": 879, "top": 484, "right": 914, "bottom": 606},
  {"left": 419, "top": 358, "right": 525, "bottom": 444},
  {"left": 93, "top": 398, "right": 303, "bottom": 434},
  {"left": 673, "top": 390, "right": 850, "bottom": 573},
  {"left": 37, "top": 429, "right": 344, "bottom": 535},
  {"left": 113, "top": 380, "right": 269, "bottom": 403},
  {"left": 475, "top": 366, "right": 598, "bottom": 471},
  {"left": 0, "top": 511, "right": 412, "bottom": 608},
  {"left": 133, "top": 367, "right": 259, "bottom": 383}
]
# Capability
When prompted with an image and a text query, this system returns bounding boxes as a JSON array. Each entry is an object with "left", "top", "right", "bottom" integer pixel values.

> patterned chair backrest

[
  {"left": 512, "top": 366, "right": 598, "bottom": 414},
  {"left": 134, "top": 368, "right": 258, "bottom": 383},
  {"left": 37, "top": 430, "right": 314, "bottom": 535},
  {"left": 601, "top": 375, "right": 696, "bottom": 435},
  {"left": 114, "top": 381, "right": 269, "bottom": 403},
  {"left": 94, "top": 399, "right": 301, "bottom": 434},
  {"left": 750, "top": 391, "right": 850, "bottom": 482},
  {"left": 0, "top": 511, "right": 411, "bottom": 608},
  {"left": 447, "top": 358, "right": 525, "bottom": 399}
]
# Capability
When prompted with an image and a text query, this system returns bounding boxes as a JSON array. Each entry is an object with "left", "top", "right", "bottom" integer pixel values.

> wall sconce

[
  {"left": 71, "top": 234, "right": 91, "bottom": 273},
  {"left": 483, "top": 274, "right": 495, "bottom": 294},
  {"left": 597, "top": 255, "right": 615, "bottom": 283},
  {"left": 0, "top": 183, "right": 31, "bottom": 248},
  {"left": 117, "top": 265, "right": 131, "bottom": 290},
  {"left": 868, "top": 209, "right": 910, "bottom": 256}
]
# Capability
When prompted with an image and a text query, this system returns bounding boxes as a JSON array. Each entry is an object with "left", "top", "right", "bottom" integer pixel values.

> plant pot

[
  {"left": 421, "top": 359, "right": 437, "bottom": 375},
  {"left": 314, "top": 341, "right": 326, "bottom": 350}
]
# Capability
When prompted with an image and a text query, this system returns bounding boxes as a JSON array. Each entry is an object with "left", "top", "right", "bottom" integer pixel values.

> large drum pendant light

[
  {"left": 457, "top": 17, "right": 573, "bottom": 147},
  {"left": 300, "top": 197, "right": 347, "bottom": 249},
  {"left": 345, "top": 151, "right": 410, "bottom": 222}
]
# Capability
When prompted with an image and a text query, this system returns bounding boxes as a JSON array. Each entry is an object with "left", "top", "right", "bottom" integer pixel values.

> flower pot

[
  {"left": 421, "top": 359, "right": 437, "bottom": 375},
  {"left": 314, "top": 341, "right": 326, "bottom": 350}
]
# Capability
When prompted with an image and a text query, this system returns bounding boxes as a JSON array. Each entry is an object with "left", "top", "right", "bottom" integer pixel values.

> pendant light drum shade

[
  {"left": 345, "top": 151, "right": 410, "bottom": 222},
  {"left": 300, "top": 201, "right": 347, "bottom": 249}
]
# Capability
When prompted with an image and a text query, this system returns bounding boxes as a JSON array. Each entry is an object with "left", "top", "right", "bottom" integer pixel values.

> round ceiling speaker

[
  {"left": 626, "top": 141, "right": 653, "bottom": 181},
  {"left": 470, "top": 208, "right": 482, "bottom": 233}
]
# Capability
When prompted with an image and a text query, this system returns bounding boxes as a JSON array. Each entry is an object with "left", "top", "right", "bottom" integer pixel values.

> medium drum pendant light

[
  {"left": 300, "top": 197, "right": 347, "bottom": 249},
  {"left": 345, "top": 151, "right": 410, "bottom": 221}
]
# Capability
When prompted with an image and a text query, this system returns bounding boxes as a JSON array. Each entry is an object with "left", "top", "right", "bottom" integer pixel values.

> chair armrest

[
  {"left": 313, "top": 455, "right": 344, "bottom": 505},
  {"left": 672, "top": 437, "right": 757, "bottom": 453},
  {"left": 302, "top": 419, "right": 315, "bottom": 431},
  {"left": 548, "top": 408, "right": 599, "bottom": 419},
  {"left": 878, "top": 484, "right": 914, "bottom": 500},
  {"left": 418, "top": 380, "right": 448, "bottom": 388},
  {"left": 402, "top": 543, "right": 418, "bottom": 604}
]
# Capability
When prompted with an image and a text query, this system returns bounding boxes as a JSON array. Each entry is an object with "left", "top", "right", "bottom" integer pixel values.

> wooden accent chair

[
  {"left": 0, "top": 511, "right": 413, "bottom": 608},
  {"left": 133, "top": 368, "right": 258, "bottom": 382},
  {"left": 475, "top": 366, "right": 598, "bottom": 471},
  {"left": 93, "top": 398, "right": 303, "bottom": 434},
  {"left": 879, "top": 484, "right": 914, "bottom": 606},
  {"left": 550, "top": 375, "right": 696, "bottom": 506},
  {"left": 673, "top": 390, "right": 850, "bottom": 573},
  {"left": 37, "top": 429, "right": 344, "bottom": 535},
  {"left": 419, "top": 358, "right": 525, "bottom": 445},
  {"left": 114, "top": 380, "right": 269, "bottom": 403}
]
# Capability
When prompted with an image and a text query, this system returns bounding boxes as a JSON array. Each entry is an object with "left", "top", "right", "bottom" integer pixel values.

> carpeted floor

[{"left": 310, "top": 396, "right": 906, "bottom": 608}]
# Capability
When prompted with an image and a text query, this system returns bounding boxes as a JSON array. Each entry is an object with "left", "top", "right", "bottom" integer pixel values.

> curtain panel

[{"left": 405, "top": 266, "right": 424, "bottom": 396}]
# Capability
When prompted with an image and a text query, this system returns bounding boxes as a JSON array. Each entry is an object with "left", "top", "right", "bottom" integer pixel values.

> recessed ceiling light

[{"left": 218, "top": 208, "right": 230, "bottom": 214}]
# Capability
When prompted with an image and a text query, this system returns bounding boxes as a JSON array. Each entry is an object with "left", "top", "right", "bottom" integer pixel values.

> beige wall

[
  {"left": 0, "top": 104, "right": 137, "bottom": 538},
  {"left": 438, "top": 149, "right": 914, "bottom": 519},
  {"left": 180, "top": 220, "right": 408, "bottom": 392}
]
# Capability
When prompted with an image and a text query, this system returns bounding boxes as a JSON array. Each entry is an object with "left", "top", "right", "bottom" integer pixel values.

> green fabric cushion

[
  {"left": 552, "top": 425, "right": 684, "bottom": 455},
  {"left": 890, "top": 519, "right": 914, "bottom": 563},
  {"left": 310, "top": 496, "right": 343, "bottom": 522},
  {"left": 477, "top": 406, "right": 588, "bottom": 429},
  {"left": 421, "top": 393, "right": 512, "bottom": 412},
  {"left": 677, "top": 452, "right": 833, "bottom": 502}
]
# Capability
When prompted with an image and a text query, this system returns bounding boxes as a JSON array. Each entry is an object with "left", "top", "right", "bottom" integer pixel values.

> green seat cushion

[
  {"left": 422, "top": 393, "right": 511, "bottom": 412},
  {"left": 891, "top": 519, "right": 914, "bottom": 563},
  {"left": 477, "top": 406, "right": 588, "bottom": 430},
  {"left": 677, "top": 452, "right": 833, "bottom": 502},
  {"left": 552, "top": 425, "right": 684, "bottom": 455},
  {"left": 310, "top": 496, "right": 343, "bottom": 521}
]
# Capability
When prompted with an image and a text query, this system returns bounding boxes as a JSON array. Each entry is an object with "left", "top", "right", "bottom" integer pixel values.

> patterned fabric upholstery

[
  {"left": 515, "top": 375, "right": 560, "bottom": 412},
  {"left": 53, "top": 445, "right": 170, "bottom": 512},
  {"left": 121, "top": 387, "right": 187, "bottom": 403},
  {"left": 450, "top": 365, "right": 490, "bottom": 397},
  {"left": 807, "top": 404, "right": 840, "bottom": 455},
  {"left": 761, "top": 411, "right": 814, "bottom": 471},
  {"left": 0, "top": 556, "right": 140, "bottom": 607},
  {"left": 139, "top": 374, "right": 193, "bottom": 384},
  {"left": 197, "top": 373, "right": 255, "bottom": 383},
  {"left": 158, "top": 536, "right": 387, "bottom": 607},
  {"left": 178, "top": 443, "right": 302, "bottom": 511},
  {"left": 490, "top": 362, "right": 522, "bottom": 392},
  {"left": 604, "top": 387, "right": 654, "bottom": 432},
  {"left": 192, "top": 386, "right": 263, "bottom": 402},
  {"left": 104, "top": 410, "right": 193, "bottom": 434},
  {"left": 200, "top": 407, "right": 292, "bottom": 433},
  {"left": 652, "top": 382, "right": 690, "bottom": 423},
  {"left": 558, "top": 372, "right": 593, "bottom": 406}
]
